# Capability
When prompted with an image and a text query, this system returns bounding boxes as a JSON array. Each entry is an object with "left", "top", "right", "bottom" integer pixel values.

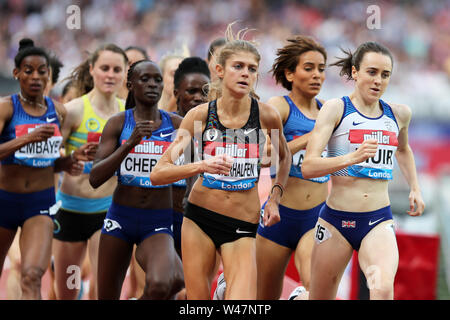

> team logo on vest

[
  {"left": 86, "top": 118, "right": 100, "bottom": 132},
  {"left": 384, "top": 120, "right": 393, "bottom": 132},
  {"left": 205, "top": 128, "right": 219, "bottom": 141}
]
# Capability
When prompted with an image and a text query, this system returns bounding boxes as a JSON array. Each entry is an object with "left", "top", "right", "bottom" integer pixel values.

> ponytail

[{"left": 330, "top": 42, "right": 394, "bottom": 81}]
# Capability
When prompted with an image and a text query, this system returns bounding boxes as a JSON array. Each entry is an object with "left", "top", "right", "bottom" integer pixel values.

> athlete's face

[
  {"left": 128, "top": 61, "right": 163, "bottom": 107},
  {"left": 126, "top": 49, "right": 147, "bottom": 66},
  {"left": 174, "top": 73, "right": 210, "bottom": 117},
  {"left": 162, "top": 57, "right": 183, "bottom": 97},
  {"left": 217, "top": 51, "right": 259, "bottom": 98},
  {"left": 352, "top": 52, "right": 392, "bottom": 103},
  {"left": 285, "top": 50, "right": 326, "bottom": 98},
  {"left": 123, "top": 49, "right": 148, "bottom": 90},
  {"left": 13, "top": 55, "right": 49, "bottom": 98},
  {"left": 208, "top": 45, "right": 224, "bottom": 82},
  {"left": 90, "top": 50, "right": 126, "bottom": 95}
]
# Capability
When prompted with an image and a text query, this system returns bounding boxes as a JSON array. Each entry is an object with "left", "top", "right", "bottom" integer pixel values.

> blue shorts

[
  {"left": 101, "top": 202, "right": 174, "bottom": 245},
  {"left": 172, "top": 210, "right": 183, "bottom": 250},
  {"left": 0, "top": 187, "right": 55, "bottom": 230},
  {"left": 318, "top": 204, "right": 393, "bottom": 250},
  {"left": 257, "top": 201, "right": 323, "bottom": 250}
]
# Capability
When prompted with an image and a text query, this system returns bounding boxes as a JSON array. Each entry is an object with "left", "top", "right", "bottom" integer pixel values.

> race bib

[
  {"left": 290, "top": 135, "right": 329, "bottom": 183},
  {"left": 348, "top": 129, "right": 398, "bottom": 180},
  {"left": 119, "top": 140, "right": 171, "bottom": 188},
  {"left": 14, "top": 123, "right": 62, "bottom": 167},
  {"left": 202, "top": 141, "right": 259, "bottom": 191}
]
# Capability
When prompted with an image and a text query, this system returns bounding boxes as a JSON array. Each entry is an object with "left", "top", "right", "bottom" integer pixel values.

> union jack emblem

[{"left": 342, "top": 220, "right": 356, "bottom": 228}]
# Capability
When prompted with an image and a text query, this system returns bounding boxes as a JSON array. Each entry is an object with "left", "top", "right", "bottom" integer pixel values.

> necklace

[{"left": 19, "top": 92, "right": 46, "bottom": 109}]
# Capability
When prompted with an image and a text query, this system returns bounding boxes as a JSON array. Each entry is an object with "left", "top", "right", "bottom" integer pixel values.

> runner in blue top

[
  {"left": 256, "top": 35, "right": 329, "bottom": 300},
  {"left": 0, "top": 38, "right": 94, "bottom": 299},
  {"left": 302, "top": 42, "right": 425, "bottom": 300},
  {"left": 89, "top": 60, "right": 184, "bottom": 300}
]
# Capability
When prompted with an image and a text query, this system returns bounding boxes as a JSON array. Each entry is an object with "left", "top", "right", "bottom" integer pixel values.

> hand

[
  {"left": 26, "top": 125, "right": 55, "bottom": 143},
  {"left": 351, "top": 139, "right": 378, "bottom": 164},
  {"left": 407, "top": 189, "right": 425, "bottom": 217},
  {"left": 128, "top": 120, "right": 155, "bottom": 146},
  {"left": 200, "top": 154, "right": 233, "bottom": 175},
  {"left": 73, "top": 142, "right": 98, "bottom": 162},
  {"left": 65, "top": 160, "right": 84, "bottom": 176},
  {"left": 263, "top": 198, "right": 281, "bottom": 227}
]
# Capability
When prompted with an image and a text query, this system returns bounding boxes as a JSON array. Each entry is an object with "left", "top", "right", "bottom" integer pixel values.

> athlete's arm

[
  {"left": 260, "top": 102, "right": 292, "bottom": 226},
  {"left": 264, "top": 96, "right": 311, "bottom": 163},
  {"left": 89, "top": 112, "right": 149, "bottom": 188},
  {"left": 391, "top": 103, "right": 424, "bottom": 216},
  {"left": 302, "top": 98, "right": 378, "bottom": 179},
  {"left": 54, "top": 99, "right": 96, "bottom": 173},
  {"left": 0, "top": 96, "right": 55, "bottom": 161},
  {"left": 150, "top": 104, "right": 233, "bottom": 185}
]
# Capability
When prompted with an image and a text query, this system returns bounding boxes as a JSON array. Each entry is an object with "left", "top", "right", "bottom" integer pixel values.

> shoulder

[
  {"left": 0, "top": 96, "right": 13, "bottom": 111},
  {"left": 319, "top": 98, "right": 345, "bottom": 116},
  {"left": 104, "top": 110, "right": 126, "bottom": 132},
  {"left": 314, "top": 98, "right": 345, "bottom": 128},
  {"left": 266, "top": 96, "right": 289, "bottom": 121},
  {"left": 168, "top": 111, "right": 183, "bottom": 129},
  {"left": 64, "top": 96, "right": 84, "bottom": 113},
  {"left": 258, "top": 101, "right": 283, "bottom": 129},
  {"left": 184, "top": 102, "right": 209, "bottom": 122},
  {"left": 53, "top": 100, "right": 67, "bottom": 117},
  {"left": 52, "top": 99, "right": 67, "bottom": 125},
  {"left": 386, "top": 102, "right": 411, "bottom": 126},
  {"left": 0, "top": 96, "right": 13, "bottom": 120}
]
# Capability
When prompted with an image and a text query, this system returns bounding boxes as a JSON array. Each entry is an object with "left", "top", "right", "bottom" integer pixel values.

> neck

[
  {"left": 349, "top": 90, "right": 379, "bottom": 110},
  {"left": 289, "top": 89, "right": 316, "bottom": 110},
  {"left": 88, "top": 88, "right": 117, "bottom": 110},
  {"left": 20, "top": 90, "right": 44, "bottom": 103},
  {"left": 135, "top": 103, "right": 160, "bottom": 121},
  {"left": 19, "top": 90, "right": 46, "bottom": 109},
  {"left": 219, "top": 89, "right": 251, "bottom": 116}
]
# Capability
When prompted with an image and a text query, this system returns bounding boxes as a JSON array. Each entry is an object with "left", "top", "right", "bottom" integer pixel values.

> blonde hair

[
  {"left": 208, "top": 22, "right": 261, "bottom": 101},
  {"left": 159, "top": 43, "right": 191, "bottom": 74}
]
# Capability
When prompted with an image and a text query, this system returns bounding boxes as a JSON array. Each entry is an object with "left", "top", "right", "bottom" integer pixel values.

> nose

[
  {"left": 31, "top": 70, "right": 41, "bottom": 80},
  {"left": 193, "top": 92, "right": 205, "bottom": 103},
  {"left": 373, "top": 74, "right": 381, "bottom": 86}
]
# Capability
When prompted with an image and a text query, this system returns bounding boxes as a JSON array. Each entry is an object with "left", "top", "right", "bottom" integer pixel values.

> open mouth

[
  {"left": 370, "top": 87, "right": 380, "bottom": 93},
  {"left": 309, "top": 83, "right": 321, "bottom": 88},
  {"left": 237, "top": 81, "right": 249, "bottom": 87}
]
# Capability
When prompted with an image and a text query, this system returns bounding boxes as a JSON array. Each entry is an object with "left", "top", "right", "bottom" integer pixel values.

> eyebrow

[
  {"left": 23, "top": 64, "right": 47, "bottom": 68},
  {"left": 303, "top": 62, "right": 326, "bottom": 66},
  {"left": 232, "top": 60, "right": 258, "bottom": 68},
  {"left": 366, "top": 66, "right": 391, "bottom": 73}
]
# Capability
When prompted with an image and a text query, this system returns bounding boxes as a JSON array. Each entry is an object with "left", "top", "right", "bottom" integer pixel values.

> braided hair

[{"left": 125, "top": 59, "right": 151, "bottom": 110}]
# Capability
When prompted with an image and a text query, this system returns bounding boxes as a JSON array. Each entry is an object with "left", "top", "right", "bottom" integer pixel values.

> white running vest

[{"left": 328, "top": 96, "right": 399, "bottom": 180}]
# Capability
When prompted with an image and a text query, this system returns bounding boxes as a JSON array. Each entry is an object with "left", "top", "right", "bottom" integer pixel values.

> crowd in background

[{"left": 0, "top": 0, "right": 449, "bottom": 119}]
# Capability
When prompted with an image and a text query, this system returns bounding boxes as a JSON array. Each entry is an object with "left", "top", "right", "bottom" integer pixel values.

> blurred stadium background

[{"left": 0, "top": 0, "right": 449, "bottom": 299}]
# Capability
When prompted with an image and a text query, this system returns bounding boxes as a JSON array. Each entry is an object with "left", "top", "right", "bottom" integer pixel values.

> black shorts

[
  {"left": 53, "top": 208, "right": 106, "bottom": 242},
  {"left": 184, "top": 202, "right": 258, "bottom": 248}
]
